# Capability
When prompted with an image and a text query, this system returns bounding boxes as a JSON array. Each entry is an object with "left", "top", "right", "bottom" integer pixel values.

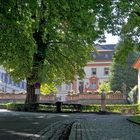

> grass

[{"left": 128, "top": 115, "right": 140, "bottom": 124}]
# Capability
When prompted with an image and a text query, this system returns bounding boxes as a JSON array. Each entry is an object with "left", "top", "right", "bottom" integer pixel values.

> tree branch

[
  {"left": 50, "top": 47, "right": 76, "bottom": 68},
  {"left": 132, "top": 11, "right": 140, "bottom": 16},
  {"left": 49, "top": 41, "right": 67, "bottom": 44}
]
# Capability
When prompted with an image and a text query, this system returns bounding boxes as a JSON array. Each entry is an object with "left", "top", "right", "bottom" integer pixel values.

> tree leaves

[
  {"left": 0, "top": 0, "right": 139, "bottom": 86},
  {"left": 110, "top": 51, "right": 138, "bottom": 92}
]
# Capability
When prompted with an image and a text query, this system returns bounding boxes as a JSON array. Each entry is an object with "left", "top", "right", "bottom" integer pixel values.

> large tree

[
  {"left": 0, "top": 0, "right": 114, "bottom": 103},
  {"left": 110, "top": 51, "right": 138, "bottom": 93},
  {"left": 0, "top": 0, "right": 139, "bottom": 103},
  {"left": 112, "top": 0, "right": 140, "bottom": 62}
]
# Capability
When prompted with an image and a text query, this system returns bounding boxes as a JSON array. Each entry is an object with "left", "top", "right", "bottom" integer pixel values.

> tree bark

[
  {"left": 24, "top": 19, "right": 48, "bottom": 104},
  {"left": 25, "top": 78, "right": 39, "bottom": 104}
]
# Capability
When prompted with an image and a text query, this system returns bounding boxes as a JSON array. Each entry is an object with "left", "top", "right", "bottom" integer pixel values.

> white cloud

[{"left": 102, "top": 33, "right": 120, "bottom": 44}]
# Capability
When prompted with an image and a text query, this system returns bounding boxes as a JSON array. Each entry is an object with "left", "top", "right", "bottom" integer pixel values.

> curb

[{"left": 127, "top": 118, "right": 140, "bottom": 126}]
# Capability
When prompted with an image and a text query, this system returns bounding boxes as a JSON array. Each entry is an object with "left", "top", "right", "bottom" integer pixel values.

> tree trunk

[{"left": 25, "top": 79, "right": 39, "bottom": 104}]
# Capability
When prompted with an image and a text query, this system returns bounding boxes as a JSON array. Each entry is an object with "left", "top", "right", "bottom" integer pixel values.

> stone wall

[
  {"left": 65, "top": 93, "right": 127, "bottom": 104},
  {"left": 0, "top": 92, "right": 127, "bottom": 104}
]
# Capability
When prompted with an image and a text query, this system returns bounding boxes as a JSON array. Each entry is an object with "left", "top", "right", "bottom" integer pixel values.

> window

[
  {"left": 4, "top": 73, "right": 8, "bottom": 83},
  {"left": 66, "top": 83, "right": 71, "bottom": 91},
  {"left": 8, "top": 78, "right": 12, "bottom": 84},
  {"left": 91, "top": 68, "right": 96, "bottom": 75},
  {"left": 104, "top": 67, "right": 109, "bottom": 75},
  {"left": 23, "top": 82, "right": 27, "bottom": 90},
  {"left": 1, "top": 73, "right": 4, "bottom": 82},
  {"left": 21, "top": 82, "right": 25, "bottom": 89}
]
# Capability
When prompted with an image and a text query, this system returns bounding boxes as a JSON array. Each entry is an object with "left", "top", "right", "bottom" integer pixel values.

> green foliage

[
  {"left": 0, "top": 0, "right": 116, "bottom": 85},
  {"left": 41, "top": 83, "right": 57, "bottom": 95},
  {"left": 6, "top": 103, "right": 38, "bottom": 111},
  {"left": 112, "top": 1, "right": 140, "bottom": 61},
  {"left": 6, "top": 102, "right": 140, "bottom": 114},
  {"left": 1, "top": 1, "right": 138, "bottom": 84},
  {"left": 83, "top": 104, "right": 140, "bottom": 114},
  {"left": 98, "top": 81, "right": 111, "bottom": 93},
  {"left": 1, "top": 1, "right": 140, "bottom": 103},
  {"left": 110, "top": 51, "right": 138, "bottom": 93}
]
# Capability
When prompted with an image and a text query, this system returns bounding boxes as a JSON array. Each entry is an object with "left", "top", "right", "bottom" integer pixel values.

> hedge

[{"left": 4, "top": 103, "right": 140, "bottom": 114}]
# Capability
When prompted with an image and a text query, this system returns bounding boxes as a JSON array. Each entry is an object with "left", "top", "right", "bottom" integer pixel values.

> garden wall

[{"left": 0, "top": 92, "right": 127, "bottom": 104}]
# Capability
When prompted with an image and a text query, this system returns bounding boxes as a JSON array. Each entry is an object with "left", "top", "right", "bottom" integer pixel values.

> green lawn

[{"left": 128, "top": 115, "right": 140, "bottom": 124}]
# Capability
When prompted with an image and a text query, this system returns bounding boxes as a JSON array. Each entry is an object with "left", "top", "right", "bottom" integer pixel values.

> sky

[{"left": 102, "top": 33, "right": 120, "bottom": 45}]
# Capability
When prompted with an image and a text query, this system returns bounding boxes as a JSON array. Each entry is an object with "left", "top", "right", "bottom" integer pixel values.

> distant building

[
  {"left": 57, "top": 44, "right": 116, "bottom": 96},
  {"left": 0, "top": 44, "right": 116, "bottom": 96},
  {"left": 0, "top": 66, "right": 26, "bottom": 93},
  {"left": 133, "top": 56, "right": 140, "bottom": 103}
]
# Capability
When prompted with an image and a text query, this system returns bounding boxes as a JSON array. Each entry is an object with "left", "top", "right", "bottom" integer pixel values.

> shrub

[
  {"left": 5, "top": 102, "right": 140, "bottom": 114},
  {"left": 6, "top": 103, "right": 40, "bottom": 111},
  {"left": 6, "top": 103, "right": 25, "bottom": 111},
  {"left": 82, "top": 104, "right": 140, "bottom": 114},
  {"left": 98, "top": 81, "right": 111, "bottom": 93}
]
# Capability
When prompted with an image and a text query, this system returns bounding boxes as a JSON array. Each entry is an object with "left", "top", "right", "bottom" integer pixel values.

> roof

[
  {"left": 92, "top": 44, "right": 116, "bottom": 61},
  {"left": 133, "top": 56, "right": 140, "bottom": 69},
  {"left": 95, "top": 44, "right": 116, "bottom": 51}
]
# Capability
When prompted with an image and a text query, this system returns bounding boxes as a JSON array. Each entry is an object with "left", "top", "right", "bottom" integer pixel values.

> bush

[
  {"left": 38, "top": 104, "right": 56, "bottom": 112},
  {"left": 98, "top": 81, "right": 111, "bottom": 93},
  {"left": 6, "top": 103, "right": 40, "bottom": 111},
  {"left": 5, "top": 102, "right": 140, "bottom": 114},
  {"left": 6, "top": 103, "right": 25, "bottom": 111},
  {"left": 0, "top": 103, "right": 7, "bottom": 109},
  {"left": 82, "top": 104, "right": 140, "bottom": 114}
]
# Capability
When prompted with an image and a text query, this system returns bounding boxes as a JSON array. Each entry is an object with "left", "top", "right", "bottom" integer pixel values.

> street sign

[
  {"left": 35, "top": 89, "right": 40, "bottom": 95},
  {"left": 35, "top": 82, "right": 41, "bottom": 95},
  {"left": 34, "top": 82, "right": 41, "bottom": 88}
]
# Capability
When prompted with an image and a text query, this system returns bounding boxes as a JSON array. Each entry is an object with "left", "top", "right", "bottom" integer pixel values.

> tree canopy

[
  {"left": 113, "top": 0, "right": 140, "bottom": 62},
  {"left": 0, "top": 0, "right": 139, "bottom": 102},
  {"left": 110, "top": 51, "right": 138, "bottom": 93},
  {"left": 0, "top": 0, "right": 116, "bottom": 84}
]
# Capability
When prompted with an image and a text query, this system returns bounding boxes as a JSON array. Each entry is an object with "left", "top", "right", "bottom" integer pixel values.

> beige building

[{"left": 57, "top": 44, "right": 116, "bottom": 98}]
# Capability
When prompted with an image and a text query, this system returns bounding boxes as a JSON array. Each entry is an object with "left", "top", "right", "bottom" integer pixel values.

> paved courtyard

[{"left": 0, "top": 109, "right": 140, "bottom": 140}]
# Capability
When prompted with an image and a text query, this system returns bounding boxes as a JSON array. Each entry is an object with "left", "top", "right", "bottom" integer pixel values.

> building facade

[
  {"left": 57, "top": 44, "right": 116, "bottom": 97},
  {"left": 0, "top": 66, "right": 26, "bottom": 93},
  {"left": 133, "top": 56, "right": 140, "bottom": 103},
  {"left": 0, "top": 44, "right": 116, "bottom": 97}
]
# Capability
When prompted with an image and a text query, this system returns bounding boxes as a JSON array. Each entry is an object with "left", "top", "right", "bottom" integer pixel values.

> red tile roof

[{"left": 133, "top": 57, "right": 140, "bottom": 69}]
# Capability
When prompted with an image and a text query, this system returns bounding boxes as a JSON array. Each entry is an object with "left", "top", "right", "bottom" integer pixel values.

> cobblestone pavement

[
  {"left": 68, "top": 114, "right": 140, "bottom": 140},
  {"left": 0, "top": 110, "right": 140, "bottom": 140}
]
